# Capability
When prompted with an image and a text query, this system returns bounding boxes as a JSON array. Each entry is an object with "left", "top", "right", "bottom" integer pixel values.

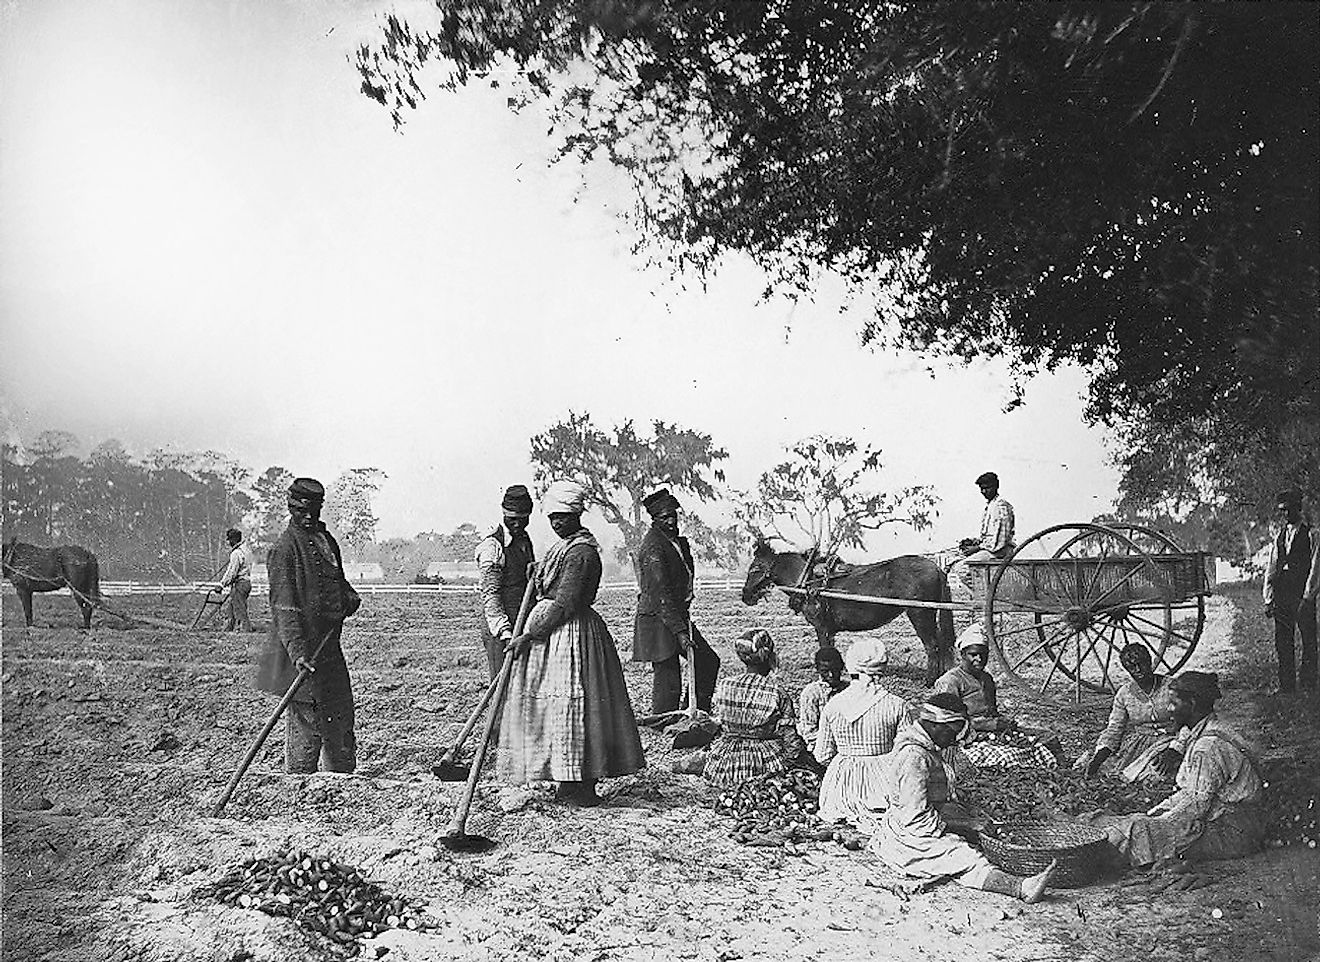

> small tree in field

[
  {"left": 529, "top": 411, "right": 728, "bottom": 573},
  {"left": 325, "top": 467, "right": 388, "bottom": 556},
  {"left": 737, "top": 436, "right": 937, "bottom": 557}
]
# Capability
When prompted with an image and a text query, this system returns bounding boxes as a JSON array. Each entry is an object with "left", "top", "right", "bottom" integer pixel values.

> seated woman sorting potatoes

[
  {"left": 1097, "top": 672, "right": 1264, "bottom": 869},
  {"left": 1076, "top": 643, "right": 1184, "bottom": 781},
  {"left": 700, "top": 629, "right": 808, "bottom": 788},
  {"left": 933, "top": 624, "right": 1063, "bottom": 769},
  {"left": 814, "top": 638, "right": 911, "bottom": 825},
  {"left": 870, "top": 693, "right": 1056, "bottom": 903}
]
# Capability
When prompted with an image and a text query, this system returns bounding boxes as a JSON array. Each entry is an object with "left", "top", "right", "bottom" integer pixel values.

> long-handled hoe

[{"left": 430, "top": 579, "right": 536, "bottom": 782}]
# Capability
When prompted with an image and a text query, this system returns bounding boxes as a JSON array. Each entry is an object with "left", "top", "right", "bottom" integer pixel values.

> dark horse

[
  {"left": 2, "top": 538, "right": 101, "bottom": 628},
  {"left": 741, "top": 541, "right": 955, "bottom": 684}
]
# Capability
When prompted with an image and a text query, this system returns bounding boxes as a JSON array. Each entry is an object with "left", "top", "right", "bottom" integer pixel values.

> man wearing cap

[
  {"left": 475, "top": 485, "right": 537, "bottom": 680},
  {"left": 1263, "top": 489, "right": 1319, "bottom": 693},
  {"left": 949, "top": 472, "right": 1016, "bottom": 612},
  {"left": 1100, "top": 671, "right": 1264, "bottom": 868},
  {"left": 632, "top": 488, "right": 721, "bottom": 713},
  {"left": 217, "top": 527, "right": 253, "bottom": 632},
  {"left": 959, "top": 471, "right": 1016, "bottom": 561},
  {"left": 255, "top": 477, "right": 362, "bottom": 774}
]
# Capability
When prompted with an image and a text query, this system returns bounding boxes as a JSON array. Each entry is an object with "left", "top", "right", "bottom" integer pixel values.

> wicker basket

[{"left": 979, "top": 820, "right": 1110, "bottom": 888}]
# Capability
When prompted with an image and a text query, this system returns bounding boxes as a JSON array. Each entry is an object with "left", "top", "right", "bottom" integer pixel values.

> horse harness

[{"left": 787, "top": 549, "right": 852, "bottom": 613}]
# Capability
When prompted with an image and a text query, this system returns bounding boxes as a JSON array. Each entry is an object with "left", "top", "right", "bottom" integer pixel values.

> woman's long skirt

[
  {"left": 817, "top": 754, "right": 890, "bottom": 824},
  {"left": 498, "top": 608, "right": 645, "bottom": 783}
]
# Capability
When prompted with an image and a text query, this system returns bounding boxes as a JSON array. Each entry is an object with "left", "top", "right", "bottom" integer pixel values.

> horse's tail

[{"left": 937, "top": 570, "right": 956, "bottom": 661}]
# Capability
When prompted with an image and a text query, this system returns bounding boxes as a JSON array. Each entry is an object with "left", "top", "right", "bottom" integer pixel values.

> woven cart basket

[{"left": 980, "top": 820, "right": 1110, "bottom": 888}]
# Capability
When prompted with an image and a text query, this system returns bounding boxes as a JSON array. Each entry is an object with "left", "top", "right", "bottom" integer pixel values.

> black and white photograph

[{"left": 1, "top": 2, "right": 1317, "bottom": 960}]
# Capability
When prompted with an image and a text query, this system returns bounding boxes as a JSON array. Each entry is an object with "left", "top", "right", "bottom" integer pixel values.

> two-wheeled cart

[{"left": 779, "top": 522, "right": 1215, "bottom": 705}]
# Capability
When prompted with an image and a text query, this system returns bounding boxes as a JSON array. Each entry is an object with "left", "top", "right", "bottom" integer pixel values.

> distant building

[
  {"left": 424, "top": 560, "right": 479, "bottom": 583},
  {"left": 342, "top": 562, "right": 385, "bottom": 583}
]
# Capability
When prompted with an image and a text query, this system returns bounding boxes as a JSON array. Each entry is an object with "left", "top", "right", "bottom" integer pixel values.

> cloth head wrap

[
  {"left": 920, "top": 693, "right": 971, "bottom": 741},
  {"left": 642, "top": 488, "right": 681, "bottom": 518},
  {"left": 1169, "top": 670, "right": 1221, "bottom": 703},
  {"left": 734, "top": 628, "right": 777, "bottom": 669},
  {"left": 975, "top": 471, "right": 999, "bottom": 487},
  {"left": 957, "top": 623, "right": 989, "bottom": 652},
  {"left": 542, "top": 480, "right": 587, "bottom": 515},
  {"left": 501, "top": 484, "right": 534, "bottom": 517},
  {"left": 844, "top": 638, "right": 888, "bottom": 677},
  {"left": 287, "top": 477, "right": 325, "bottom": 508},
  {"left": 1119, "top": 643, "right": 1152, "bottom": 671}
]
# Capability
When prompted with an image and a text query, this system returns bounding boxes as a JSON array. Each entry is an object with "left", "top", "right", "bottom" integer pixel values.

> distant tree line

[{"left": 1, "top": 432, "right": 397, "bottom": 580}]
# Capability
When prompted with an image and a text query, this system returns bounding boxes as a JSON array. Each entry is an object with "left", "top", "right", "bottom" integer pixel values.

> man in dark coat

[
  {"left": 1263, "top": 488, "right": 1319, "bottom": 693},
  {"left": 255, "top": 477, "right": 362, "bottom": 773},
  {"left": 475, "top": 484, "right": 536, "bottom": 679},
  {"left": 632, "top": 488, "right": 721, "bottom": 713}
]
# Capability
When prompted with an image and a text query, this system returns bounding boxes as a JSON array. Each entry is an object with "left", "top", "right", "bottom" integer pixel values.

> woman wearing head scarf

[
  {"left": 701, "top": 629, "right": 804, "bottom": 788},
  {"left": 498, "top": 480, "right": 645, "bottom": 806},
  {"left": 934, "top": 624, "right": 1063, "bottom": 769},
  {"left": 1076, "top": 643, "right": 1183, "bottom": 781},
  {"left": 870, "top": 693, "right": 1056, "bottom": 903},
  {"left": 814, "top": 638, "right": 912, "bottom": 825}
]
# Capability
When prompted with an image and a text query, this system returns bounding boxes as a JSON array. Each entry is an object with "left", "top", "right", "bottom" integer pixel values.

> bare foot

[{"left": 1021, "top": 859, "right": 1058, "bottom": 904}]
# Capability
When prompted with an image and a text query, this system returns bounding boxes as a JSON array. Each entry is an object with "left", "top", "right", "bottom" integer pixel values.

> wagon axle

[{"left": 1062, "top": 607, "right": 1093, "bottom": 632}]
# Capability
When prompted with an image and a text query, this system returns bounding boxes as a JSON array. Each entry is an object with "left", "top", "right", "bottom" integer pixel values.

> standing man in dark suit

[
  {"left": 474, "top": 484, "right": 536, "bottom": 679},
  {"left": 632, "top": 488, "right": 721, "bottom": 713},
  {"left": 1263, "top": 489, "right": 1319, "bottom": 693},
  {"left": 255, "top": 477, "right": 362, "bottom": 773}
]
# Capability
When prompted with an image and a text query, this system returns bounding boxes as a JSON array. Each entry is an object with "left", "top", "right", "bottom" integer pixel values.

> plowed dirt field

[{"left": 3, "top": 584, "right": 1316, "bottom": 962}]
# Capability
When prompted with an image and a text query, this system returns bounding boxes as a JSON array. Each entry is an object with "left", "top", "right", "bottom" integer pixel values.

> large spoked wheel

[
  {"left": 1051, "top": 523, "right": 1204, "bottom": 681},
  {"left": 985, "top": 524, "right": 1176, "bottom": 704}
]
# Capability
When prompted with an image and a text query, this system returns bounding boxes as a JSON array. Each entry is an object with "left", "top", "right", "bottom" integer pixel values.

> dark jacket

[
  {"left": 632, "top": 525, "right": 694, "bottom": 663},
  {"left": 255, "top": 521, "right": 361, "bottom": 700}
]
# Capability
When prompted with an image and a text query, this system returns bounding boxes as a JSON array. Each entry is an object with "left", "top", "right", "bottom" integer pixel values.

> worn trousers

[
  {"left": 481, "top": 626, "right": 508, "bottom": 681},
  {"left": 1273, "top": 594, "right": 1318, "bottom": 691},
  {"left": 651, "top": 626, "right": 721, "bottom": 713},
  {"left": 224, "top": 578, "right": 252, "bottom": 632},
  {"left": 286, "top": 697, "right": 357, "bottom": 774}
]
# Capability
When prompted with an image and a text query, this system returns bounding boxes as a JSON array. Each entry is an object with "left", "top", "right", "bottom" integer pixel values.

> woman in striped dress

[
  {"left": 815, "top": 638, "right": 912, "bottom": 825},
  {"left": 703, "top": 629, "right": 804, "bottom": 788},
  {"left": 499, "top": 480, "right": 645, "bottom": 806}
]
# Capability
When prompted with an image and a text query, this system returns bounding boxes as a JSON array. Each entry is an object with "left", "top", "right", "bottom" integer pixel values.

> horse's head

[
  {"left": 1, "top": 537, "right": 17, "bottom": 573},
  {"left": 741, "top": 540, "right": 779, "bottom": 606}
]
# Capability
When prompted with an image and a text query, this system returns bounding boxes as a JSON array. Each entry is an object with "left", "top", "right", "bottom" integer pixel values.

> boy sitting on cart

[{"left": 933, "top": 625, "right": 1065, "bottom": 770}]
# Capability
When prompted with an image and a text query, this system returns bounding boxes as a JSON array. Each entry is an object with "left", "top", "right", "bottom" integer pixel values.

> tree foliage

[
  {"left": 528, "top": 410, "right": 728, "bottom": 567},
  {"left": 735, "top": 435, "right": 936, "bottom": 557},
  {"left": 2, "top": 437, "right": 388, "bottom": 577},
  {"left": 4, "top": 439, "right": 255, "bottom": 579},
  {"left": 358, "top": 1, "right": 1319, "bottom": 512},
  {"left": 325, "top": 467, "right": 389, "bottom": 556}
]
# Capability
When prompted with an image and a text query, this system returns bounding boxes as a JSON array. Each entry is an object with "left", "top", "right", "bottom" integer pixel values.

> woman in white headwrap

[
  {"left": 499, "top": 480, "right": 645, "bottom": 805},
  {"left": 814, "top": 638, "right": 912, "bottom": 825},
  {"left": 934, "top": 624, "right": 1063, "bottom": 769}
]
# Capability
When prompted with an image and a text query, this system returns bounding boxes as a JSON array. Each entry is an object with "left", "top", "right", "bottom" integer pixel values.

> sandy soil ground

[{"left": 2, "top": 581, "right": 1317, "bottom": 962}]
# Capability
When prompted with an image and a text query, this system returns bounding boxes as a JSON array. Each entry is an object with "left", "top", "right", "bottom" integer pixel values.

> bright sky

[{"left": 0, "top": 0, "right": 1119, "bottom": 556}]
